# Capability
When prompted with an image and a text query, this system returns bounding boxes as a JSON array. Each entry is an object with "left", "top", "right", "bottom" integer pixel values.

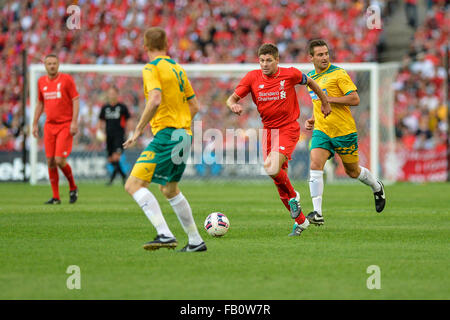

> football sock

[
  {"left": 168, "top": 192, "right": 203, "bottom": 246},
  {"left": 61, "top": 163, "right": 77, "bottom": 191},
  {"left": 294, "top": 212, "right": 307, "bottom": 225},
  {"left": 48, "top": 167, "right": 60, "bottom": 199},
  {"left": 273, "top": 179, "right": 291, "bottom": 211},
  {"left": 357, "top": 166, "right": 381, "bottom": 192},
  {"left": 309, "top": 170, "right": 324, "bottom": 216},
  {"left": 280, "top": 198, "right": 290, "bottom": 211},
  {"left": 272, "top": 169, "right": 297, "bottom": 199},
  {"left": 132, "top": 188, "right": 174, "bottom": 238},
  {"left": 312, "top": 196, "right": 323, "bottom": 216}
]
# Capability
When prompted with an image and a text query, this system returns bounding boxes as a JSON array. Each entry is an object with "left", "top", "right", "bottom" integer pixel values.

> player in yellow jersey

[
  {"left": 304, "top": 39, "right": 386, "bottom": 226},
  {"left": 123, "top": 27, "right": 206, "bottom": 252}
]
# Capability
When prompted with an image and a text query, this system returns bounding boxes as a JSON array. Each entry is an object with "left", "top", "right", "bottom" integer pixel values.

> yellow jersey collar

[
  {"left": 315, "top": 63, "right": 331, "bottom": 76},
  {"left": 151, "top": 55, "right": 171, "bottom": 62}
]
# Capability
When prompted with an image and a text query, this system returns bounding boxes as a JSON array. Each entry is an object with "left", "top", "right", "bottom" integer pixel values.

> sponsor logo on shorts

[
  {"left": 335, "top": 145, "right": 357, "bottom": 155},
  {"left": 138, "top": 151, "right": 155, "bottom": 161}
]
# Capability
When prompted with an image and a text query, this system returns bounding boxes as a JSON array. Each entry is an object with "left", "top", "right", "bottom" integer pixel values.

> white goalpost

[{"left": 28, "top": 62, "right": 399, "bottom": 185}]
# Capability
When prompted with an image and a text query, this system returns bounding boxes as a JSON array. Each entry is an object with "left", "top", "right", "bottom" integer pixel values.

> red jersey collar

[{"left": 47, "top": 73, "right": 61, "bottom": 82}]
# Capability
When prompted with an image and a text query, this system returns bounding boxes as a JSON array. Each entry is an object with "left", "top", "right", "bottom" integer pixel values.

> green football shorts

[
  {"left": 130, "top": 127, "right": 192, "bottom": 185},
  {"left": 310, "top": 129, "right": 359, "bottom": 163}
]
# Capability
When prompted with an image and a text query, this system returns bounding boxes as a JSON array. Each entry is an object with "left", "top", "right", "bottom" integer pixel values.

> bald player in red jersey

[
  {"left": 226, "top": 44, "right": 331, "bottom": 236},
  {"left": 32, "top": 54, "right": 80, "bottom": 204}
]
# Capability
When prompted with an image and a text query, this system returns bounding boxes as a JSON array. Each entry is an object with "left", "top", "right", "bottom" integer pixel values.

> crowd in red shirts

[
  {"left": 394, "top": 1, "right": 449, "bottom": 152},
  {"left": 0, "top": 0, "right": 447, "bottom": 157}
]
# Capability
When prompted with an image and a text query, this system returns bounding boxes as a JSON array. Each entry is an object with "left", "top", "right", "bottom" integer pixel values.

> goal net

[{"left": 28, "top": 63, "right": 399, "bottom": 185}]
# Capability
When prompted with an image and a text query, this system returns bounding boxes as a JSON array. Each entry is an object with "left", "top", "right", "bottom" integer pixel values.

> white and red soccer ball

[{"left": 204, "top": 212, "right": 230, "bottom": 237}]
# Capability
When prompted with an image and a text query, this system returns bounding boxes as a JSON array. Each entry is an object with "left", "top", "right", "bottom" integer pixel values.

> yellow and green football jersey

[
  {"left": 307, "top": 63, "right": 358, "bottom": 138},
  {"left": 142, "top": 55, "right": 196, "bottom": 135}
]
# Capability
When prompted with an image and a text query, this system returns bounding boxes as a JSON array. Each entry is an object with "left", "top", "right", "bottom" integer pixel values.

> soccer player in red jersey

[
  {"left": 32, "top": 54, "right": 80, "bottom": 204},
  {"left": 226, "top": 44, "right": 331, "bottom": 236}
]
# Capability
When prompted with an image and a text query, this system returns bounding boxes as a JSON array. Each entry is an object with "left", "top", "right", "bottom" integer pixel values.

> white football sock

[
  {"left": 309, "top": 170, "right": 324, "bottom": 216},
  {"left": 357, "top": 166, "right": 381, "bottom": 192},
  {"left": 299, "top": 218, "right": 310, "bottom": 229},
  {"left": 132, "top": 188, "right": 174, "bottom": 238},
  {"left": 168, "top": 192, "right": 203, "bottom": 246}
]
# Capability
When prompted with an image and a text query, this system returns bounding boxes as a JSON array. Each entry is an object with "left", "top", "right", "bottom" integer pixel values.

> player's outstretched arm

[
  {"left": 123, "top": 89, "right": 161, "bottom": 149},
  {"left": 307, "top": 77, "right": 331, "bottom": 118},
  {"left": 226, "top": 93, "right": 244, "bottom": 116},
  {"left": 327, "top": 91, "right": 360, "bottom": 106},
  {"left": 32, "top": 100, "right": 44, "bottom": 138}
]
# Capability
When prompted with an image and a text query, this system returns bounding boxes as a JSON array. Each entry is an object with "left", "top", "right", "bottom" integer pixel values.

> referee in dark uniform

[{"left": 98, "top": 86, "right": 131, "bottom": 185}]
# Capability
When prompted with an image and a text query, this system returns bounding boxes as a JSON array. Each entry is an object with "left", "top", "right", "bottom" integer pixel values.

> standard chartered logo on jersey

[
  {"left": 257, "top": 80, "right": 287, "bottom": 102},
  {"left": 257, "top": 91, "right": 282, "bottom": 101},
  {"left": 43, "top": 83, "right": 62, "bottom": 100}
]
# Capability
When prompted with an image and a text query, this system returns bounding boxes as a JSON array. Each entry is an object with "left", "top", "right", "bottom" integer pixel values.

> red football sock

[
  {"left": 295, "top": 212, "right": 306, "bottom": 225},
  {"left": 272, "top": 169, "right": 296, "bottom": 199},
  {"left": 48, "top": 167, "right": 60, "bottom": 199},
  {"left": 280, "top": 198, "right": 290, "bottom": 211},
  {"left": 273, "top": 181, "right": 291, "bottom": 211},
  {"left": 61, "top": 163, "right": 77, "bottom": 191}
]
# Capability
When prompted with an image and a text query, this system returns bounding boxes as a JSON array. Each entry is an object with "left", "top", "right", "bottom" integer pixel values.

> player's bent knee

[
  {"left": 264, "top": 163, "right": 280, "bottom": 177},
  {"left": 310, "top": 157, "right": 326, "bottom": 171},
  {"left": 349, "top": 172, "right": 359, "bottom": 179},
  {"left": 47, "top": 158, "right": 57, "bottom": 168},
  {"left": 159, "top": 184, "right": 179, "bottom": 199},
  {"left": 345, "top": 168, "right": 359, "bottom": 179},
  {"left": 55, "top": 158, "right": 66, "bottom": 167},
  {"left": 124, "top": 176, "right": 146, "bottom": 195},
  {"left": 124, "top": 179, "right": 134, "bottom": 195},
  {"left": 263, "top": 158, "right": 281, "bottom": 177},
  {"left": 310, "top": 162, "right": 323, "bottom": 171}
]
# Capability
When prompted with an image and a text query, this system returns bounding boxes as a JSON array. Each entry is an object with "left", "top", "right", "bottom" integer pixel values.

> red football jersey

[
  {"left": 234, "top": 67, "right": 307, "bottom": 128},
  {"left": 38, "top": 73, "right": 79, "bottom": 124}
]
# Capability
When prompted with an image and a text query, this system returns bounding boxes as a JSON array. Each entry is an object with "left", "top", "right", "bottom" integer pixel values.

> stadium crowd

[
  {"left": 1, "top": 0, "right": 386, "bottom": 152},
  {"left": 0, "top": 0, "right": 447, "bottom": 162},
  {"left": 394, "top": 1, "right": 449, "bottom": 151}
]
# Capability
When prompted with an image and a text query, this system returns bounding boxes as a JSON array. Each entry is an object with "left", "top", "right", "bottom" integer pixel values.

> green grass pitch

[{"left": 0, "top": 181, "right": 449, "bottom": 300}]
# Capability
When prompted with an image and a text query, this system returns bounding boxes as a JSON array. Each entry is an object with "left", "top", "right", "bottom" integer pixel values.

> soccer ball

[{"left": 204, "top": 212, "right": 230, "bottom": 237}]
